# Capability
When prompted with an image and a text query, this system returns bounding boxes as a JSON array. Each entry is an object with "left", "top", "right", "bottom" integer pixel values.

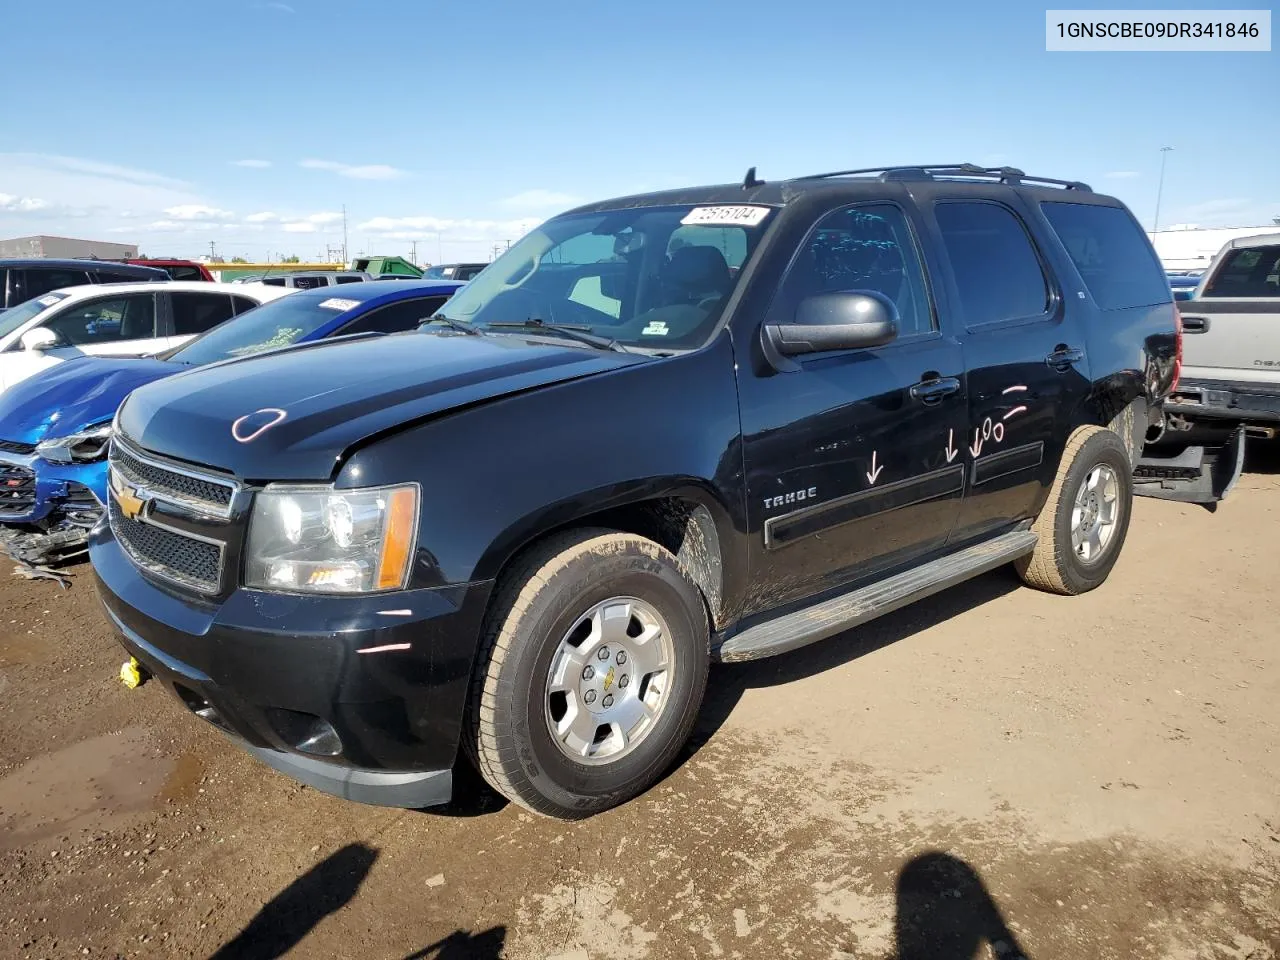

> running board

[{"left": 715, "top": 530, "right": 1038, "bottom": 663}]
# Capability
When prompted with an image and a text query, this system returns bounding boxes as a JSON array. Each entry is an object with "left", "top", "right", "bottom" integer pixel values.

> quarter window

[
  {"left": 341, "top": 296, "right": 450, "bottom": 335},
  {"left": 1040, "top": 202, "right": 1170, "bottom": 310},
  {"left": 935, "top": 201, "right": 1049, "bottom": 325},
  {"left": 771, "top": 203, "right": 935, "bottom": 339}
]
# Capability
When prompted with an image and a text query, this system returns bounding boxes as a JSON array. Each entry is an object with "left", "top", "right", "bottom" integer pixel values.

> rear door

[
  {"left": 914, "top": 187, "right": 1093, "bottom": 543},
  {"left": 1181, "top": 241, "right": 1280, "bottom": 383}
]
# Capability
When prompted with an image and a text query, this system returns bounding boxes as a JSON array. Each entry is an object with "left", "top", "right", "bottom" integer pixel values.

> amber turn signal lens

[{"left": 375, "top": 486, "right": 418, "bottom": 590}]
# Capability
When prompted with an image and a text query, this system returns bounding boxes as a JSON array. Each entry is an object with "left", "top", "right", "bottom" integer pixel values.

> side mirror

[
  {"left": 764, "top": 290, "right": 899, "bottom": 358},
  {"left": 20, "top": 327, "right": 61, "bottom": 352}
]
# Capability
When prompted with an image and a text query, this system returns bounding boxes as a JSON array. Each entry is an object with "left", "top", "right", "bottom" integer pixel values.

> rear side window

[
  {"left": 1202, "top": 244, "right": 1280, "bottom": 298},
  {"left": 231, "top": 296, "right": 262, "bottom": 315},
  {"left": 935, "top": 201, "right": 1049, "bottom": 326},
  {"left": 1040, "top": 202, "right": 1169, "bottom": 310},
  {"left": 340, "top": 296, "right": 450, "bottom": 335},
  {"left": 334, "top": 275, "right": 363, "bottom": 284},
  {"left": 166, "top": 266, "right": 207, "bottom": 282},
  {"left": 261, "top": 277, "right": 287, "bottom": 287},
  {"left": 170, "top": 292, "right": 236, "bottom": 336},
  {"left": 95, "top": 270, "right": 152, "bottom": 284}
]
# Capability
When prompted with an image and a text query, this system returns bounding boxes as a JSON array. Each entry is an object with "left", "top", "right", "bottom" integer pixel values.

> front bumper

[
  {"left": 0, "top": 450, "right": 105, "bottom": 525},
  {"left": 1165, "top": 379, "right": 1280, "bottom": 425},
  {"left": 91, "top": 525, "right": 494, "bottom": 809}
]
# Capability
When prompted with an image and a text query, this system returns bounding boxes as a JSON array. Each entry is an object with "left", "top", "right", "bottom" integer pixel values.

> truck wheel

[
  {"left": 467, "top": 529, "right": 710, "bottom": 819},
  {"left": 1015, "top": 426, "right": 1133, "bottom": 596}
]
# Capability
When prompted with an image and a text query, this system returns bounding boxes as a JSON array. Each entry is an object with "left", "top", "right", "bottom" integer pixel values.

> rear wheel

[
  {"left": 467, "top": 529, "right": 710, "bottom": 819},
  {"left": 1016, "top": 426, "right": 1133, "bottom": 595}
]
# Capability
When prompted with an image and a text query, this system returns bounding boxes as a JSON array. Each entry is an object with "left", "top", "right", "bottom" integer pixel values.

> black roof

[
  {"left": 565, "top": 164, "right": 1116, "bottom": 217},
  {"left": 0, "top": 257, "right": 167, "bottom": 276}
]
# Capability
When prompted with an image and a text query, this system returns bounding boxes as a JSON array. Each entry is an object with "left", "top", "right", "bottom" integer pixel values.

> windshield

[
  {"left": 167, "top": 294, "right": 357, "bottom": 365},
  {"left": 436, "top": 204, "right": 773, "bottom": 351},
  {"left": 0, "top": 293, "right": 67, "bottom": 341}
]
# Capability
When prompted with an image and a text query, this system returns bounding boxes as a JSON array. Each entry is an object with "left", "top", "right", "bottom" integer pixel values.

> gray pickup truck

[{"left": 1136, "top": 232, "right": 1279, "bottom": 503}]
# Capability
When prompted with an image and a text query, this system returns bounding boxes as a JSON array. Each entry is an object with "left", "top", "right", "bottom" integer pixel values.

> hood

[
  {"left": 0, "top": 355, "right": 178, "bottom": 445},
  {"left": 119, "top": 332, "right": 647, "bottom": 481}
]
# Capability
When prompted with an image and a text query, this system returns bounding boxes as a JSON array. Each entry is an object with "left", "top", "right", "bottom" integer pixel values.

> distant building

[
  {"left": 1148, "top": 224, "right": 1280, "bottom": 272},
  {"left": 0, "top": 234, "right": 138, "bottom": 260}
]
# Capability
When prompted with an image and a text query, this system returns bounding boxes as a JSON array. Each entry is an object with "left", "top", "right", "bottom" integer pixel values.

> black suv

[
  {"left": 0, "top": 258, "right": 167, "bottom": 310},
  {"left": 90, "top": 164, "right": 1178, "bottom": 819}
]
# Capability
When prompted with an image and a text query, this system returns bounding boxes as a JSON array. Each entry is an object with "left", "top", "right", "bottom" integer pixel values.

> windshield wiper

[
  {"left": 419, "top": 313, "right": 480, "bottom": 335},
  {"left": 486, "top": 318, "right": 630, "bottom": 353}
]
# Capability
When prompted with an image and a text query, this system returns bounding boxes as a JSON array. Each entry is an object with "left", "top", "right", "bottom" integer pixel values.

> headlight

[
  {"left": 245, "top": 483, "right": 419, "bottom": 594},
  {"left": 36, "top": 422, "right": 113, "bottom": 463}
]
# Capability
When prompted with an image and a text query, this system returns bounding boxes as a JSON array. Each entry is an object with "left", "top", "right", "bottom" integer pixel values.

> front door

[
  {"left": 917, "top": 190, "right": 1092, "bottom": 543},
  {"left": 738, "top": 200, "right": 967, "bottom": 615}
]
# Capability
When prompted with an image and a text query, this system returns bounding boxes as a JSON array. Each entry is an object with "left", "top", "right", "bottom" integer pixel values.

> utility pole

[
  {"left": 208, "top": 240, "right": 217, "bottom": 261},
  {"left": 1153, "top": 146, "right": 1174, "bottom": 232},
  {"left": 410, "top": 240, "right": 417, "bottom": 265},
  {"left": 342, "top": 204, "right": 349, "bottom": 263}
]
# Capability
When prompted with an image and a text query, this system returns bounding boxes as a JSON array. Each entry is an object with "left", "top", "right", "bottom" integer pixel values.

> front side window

[
  {"left": 1040, "top": 202, "right": 1169, "bottom": 310},
  {"left": 935, "top": 201, "right": 1050, "bottom": 326},
  {"left": 168, "top": 293, "right": 363, "bottom": 366},
  {"left": 769, "top": 203, "right": 935, "bottom": 339},
  {"left": 438, "top": 204, "right": 774, "bottom": 351},
  {"left": 1202, "top": 244, "right": 1280, "bottom": 298},
  {"left": 43, "top": 294, "right": 157, "bottom": 345},
  {"left": 170, "top": 292, "right": 236, "bottom": 336}
]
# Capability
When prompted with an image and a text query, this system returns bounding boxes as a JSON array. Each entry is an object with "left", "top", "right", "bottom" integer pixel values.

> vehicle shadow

[
  {"left": 893, "top": 851, "right": 1031, "bottom": 959},
  {"left": 206, "top": 843, "right": 378, "bottom": 960},
  {"left": 399, "top": 926, "right": 507, "bottom": 959},
  {"left": 1245, "top": 437, "right": 1280, "bottom": 474},
  {"left": 687, "top": 567, "right": 1022, "bottom": 753}
]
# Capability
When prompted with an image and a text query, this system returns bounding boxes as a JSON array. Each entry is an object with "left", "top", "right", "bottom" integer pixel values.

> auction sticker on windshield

[
  {"left": 37, "top": 295, "right": 64, "bottom": 307},
  {"left": 680, "top": 205, "right": 771, "bottom": 227},
  {"left": 318, "top": 298, "right": 360, "bottom": 311}
]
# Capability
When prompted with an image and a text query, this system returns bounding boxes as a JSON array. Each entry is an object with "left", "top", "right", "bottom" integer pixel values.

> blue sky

[{"left": 0, "top": 0, "right": 1274, "bottom": 263}]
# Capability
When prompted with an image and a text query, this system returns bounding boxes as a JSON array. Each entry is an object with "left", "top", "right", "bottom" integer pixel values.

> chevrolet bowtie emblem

[{"left": 110, "top": 471, "right": 148, "bottom": 521}]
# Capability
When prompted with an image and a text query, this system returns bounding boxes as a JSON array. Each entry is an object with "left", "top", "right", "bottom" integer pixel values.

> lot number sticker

[
  {"left": 642, "top": 320, "right": 669, "bottom": 336},
  {"left": 318, "top": 298, "right": 360, "bottom": 311},
  {"left": 680, "top": 205, "right": 770, "bottom": 227}
]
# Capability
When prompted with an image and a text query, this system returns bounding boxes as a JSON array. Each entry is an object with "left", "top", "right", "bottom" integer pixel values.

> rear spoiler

[{"left": 1133, "top": 426, "right": 1246, "bottom": 504}]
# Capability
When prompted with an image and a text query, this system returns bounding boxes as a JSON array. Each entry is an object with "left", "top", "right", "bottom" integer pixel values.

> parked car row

[
  {"left": 0, "top": 277, "right": 464, "bottom": 566},
  {"left": 0, "top": 164, "right": 1180, "bottom": 823}
]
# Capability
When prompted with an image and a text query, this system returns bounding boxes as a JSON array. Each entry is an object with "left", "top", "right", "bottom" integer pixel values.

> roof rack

[{"left": 790, "top": 163, "right": 1092, "bottom": 192}]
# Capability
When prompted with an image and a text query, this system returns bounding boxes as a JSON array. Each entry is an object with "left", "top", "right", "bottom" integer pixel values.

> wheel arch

[{"left": 473, "top": 479, "right": 734, "bottom": 630}]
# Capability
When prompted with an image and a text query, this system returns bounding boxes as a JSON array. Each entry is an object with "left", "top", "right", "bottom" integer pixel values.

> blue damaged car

[{"left": 0, "top": 279, "right": 463, "bottom": 566}]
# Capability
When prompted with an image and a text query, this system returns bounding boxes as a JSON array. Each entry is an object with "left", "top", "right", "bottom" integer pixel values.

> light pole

[{"left": 1153, "top": 146, "right": 1174, "bottom": 232}]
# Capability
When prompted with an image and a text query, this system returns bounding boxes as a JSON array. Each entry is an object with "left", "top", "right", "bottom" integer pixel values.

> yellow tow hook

[{"left": 119, "top": 657, "right": 147, "bottom": 690}]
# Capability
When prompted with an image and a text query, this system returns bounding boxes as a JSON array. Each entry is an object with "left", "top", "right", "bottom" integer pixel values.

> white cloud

[
  {"left": 278, "top": 211, "right": 343, "bottom": 233},
  {"left": 0, "top": 193, "right": 49, "bottom": 213},
  {"left": 498, "top": 189, "right": 583, "bottom": 211},
  {"left": 232, "top": 159, "right": 272, "bottom": 169},
  {"left": 1104, "top": 171, "right": 1141, "bottom": 179},
  {"left": 266, "top": 1, "right": 295, "bottom": 11},
  {"left": 164, "top": 204, "right": 235, "bottom": 221},
  {"left": 282, "top": 221, "right": 319, "bottom": 233},
  {"left": 245, "top": 211, "right": 279, "bottom": 223},
  {"left": 299, "top": 158, "right": 406, "bottom": 181},
  {"left": 19, "top": 154, "right": 190, "bottom": 190}
]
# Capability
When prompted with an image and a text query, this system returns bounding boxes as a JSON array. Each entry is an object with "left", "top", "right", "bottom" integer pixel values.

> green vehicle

[{"left": 351, "top": 256, "right": 422, "bottom": 279}]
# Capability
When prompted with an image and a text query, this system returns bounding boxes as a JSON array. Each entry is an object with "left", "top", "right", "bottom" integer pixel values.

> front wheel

[
  {"left": 1016, "top": 426, "right": 1134, "bottom": 595},
  {"left": 466, "top": 529, "right": 710, "bottom": 819}
]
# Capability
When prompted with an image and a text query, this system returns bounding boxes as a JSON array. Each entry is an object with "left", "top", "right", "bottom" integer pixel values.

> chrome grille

[
  {"left": 0, "top": 464, "right": 35, "bottom": 516},
  {"left": 110, "top": 503, "right": 221, "bottom": 593},
  {"left": 112, "top": 440, "right": 234, "bottom": 515},
  {"left": 107, "top": 437, "right": 241, "bottom": 595}
]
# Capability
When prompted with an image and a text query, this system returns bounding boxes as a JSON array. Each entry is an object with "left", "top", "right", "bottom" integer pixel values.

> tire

[
  {"left": 1015, "top": 426, "right": 1133, "bottom": 596},
  {"left": 466, "top": 528, "right": 710, "bottom": 819}
]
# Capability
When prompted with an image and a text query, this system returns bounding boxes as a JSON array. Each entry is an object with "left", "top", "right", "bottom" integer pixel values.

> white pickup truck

[{"left": 1135, "top": 232, "right": 1279, "bottom": 503}]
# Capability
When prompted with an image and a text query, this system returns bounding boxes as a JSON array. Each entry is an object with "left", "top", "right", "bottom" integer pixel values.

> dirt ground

[{"left": 1, "top": 446, "right": 1277, "bottom": 960}]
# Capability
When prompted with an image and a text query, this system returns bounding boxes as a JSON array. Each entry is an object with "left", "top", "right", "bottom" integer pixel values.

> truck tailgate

[{"left": 1178, "top": 299, "right": 1280, "bottom": 383}]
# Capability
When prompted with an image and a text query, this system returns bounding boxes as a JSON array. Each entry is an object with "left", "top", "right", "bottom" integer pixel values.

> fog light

[{"left": 266, "top": 707, "right": 343, "bottom": 757}]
